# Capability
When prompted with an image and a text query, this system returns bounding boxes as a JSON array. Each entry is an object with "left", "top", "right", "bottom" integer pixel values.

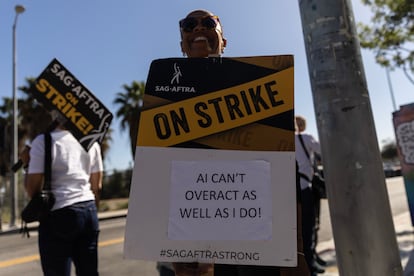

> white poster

[{"left": 168, "top": 160, "right": 272, "bottom": 240}]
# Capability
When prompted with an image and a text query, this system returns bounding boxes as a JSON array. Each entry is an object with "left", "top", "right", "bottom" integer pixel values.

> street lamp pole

[
  {"left": 386, "top": 67, "right": 397, "bottom": 111},
  {"left": 10, "top": 4, "right": 25, "bottom": 227}
]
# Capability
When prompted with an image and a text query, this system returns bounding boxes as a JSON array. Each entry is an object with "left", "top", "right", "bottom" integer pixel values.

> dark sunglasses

[{"left": 179, "top": 15, "right": 220, "bottom": 33}]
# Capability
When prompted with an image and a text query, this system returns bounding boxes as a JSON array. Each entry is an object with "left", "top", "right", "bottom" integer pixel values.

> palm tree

[
  {"left": 0, "top": 77, "right": 48, "bottom": 174},
  {"left": 0, "top": 117, "right": 8, "bottom": 177},
  {"left": 0, "top": 98, "right": 12, "bottom": 174},
  {"left": 113, "top": 81, "right": 145, "bottom": 158},
  {"left": 18, "top": 78, "right": 53, "bottom": 140},
  {"left": 100, "top": 127, "right": 113, "bottom": 162}
]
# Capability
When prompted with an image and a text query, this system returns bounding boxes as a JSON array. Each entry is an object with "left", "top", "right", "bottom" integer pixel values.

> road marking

[
  {"left": 0, "top": 237, "right": 124, "bottom": 268},
  {"left": 99, "top": 237, "right": 124, "bottom": 247},
  {"left": 0, "top": 255, "right": 40, "bottom": 268}
]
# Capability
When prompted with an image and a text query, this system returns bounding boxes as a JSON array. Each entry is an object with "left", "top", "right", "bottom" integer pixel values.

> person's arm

[
  {"left": 90, "top": 171, "right": 102, "bottom": 208},
  {"left": 25, "top": 173, "right": 44, "bottom": 198},
  {"left": 305, "top": 134, "right": 321, "bottom": 156},
  {"left": 22, "top": 135, "right": 44, "bottom": 198},
  {"left": 89, "top": 142, "right": 103, "bottom": 207},
  {"left": 311, "top": 136, "right": 321, "bottom": 155}
]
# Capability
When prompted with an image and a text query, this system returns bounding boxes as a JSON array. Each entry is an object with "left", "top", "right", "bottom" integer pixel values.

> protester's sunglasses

[{"left": 179, "top": 15, "right": 220, "bottom": 33}]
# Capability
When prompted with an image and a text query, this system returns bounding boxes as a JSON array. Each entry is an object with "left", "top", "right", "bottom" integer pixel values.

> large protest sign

[
  {"left": 393, "top": 103, "right": 414, "bottom": 226},
  {"left": 29, "top": 58, "right": 112, "bottom": 150},
  {"left": 124, "top": 55, "right": 296, "bottom": 266}
]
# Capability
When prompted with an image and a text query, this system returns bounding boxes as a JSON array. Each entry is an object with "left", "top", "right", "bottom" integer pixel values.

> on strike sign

[
  {"left": 29, "top": 58, "right": 112, "bottom": 150},
  {"left": 124, "top": 56, "right": 296, "bottom": 267}
]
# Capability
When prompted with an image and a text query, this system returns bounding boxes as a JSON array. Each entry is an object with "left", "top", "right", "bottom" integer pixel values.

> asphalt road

[
  {"left": 318, "top": 176, "right": 408, "bottom": 243},
  {"left": 0, "top": 176, "right": 408, "bottom": 275},
  {"left": 0, "top": 217, "right": 159, "bottom": 276}
]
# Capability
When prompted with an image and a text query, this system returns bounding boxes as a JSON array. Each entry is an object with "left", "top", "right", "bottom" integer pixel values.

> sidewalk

[
  {"left": 317, "top": 211, "right": 414, "bottom": 275},
  {"left": 0, "top": 209, "right": 128, "bottom": 235}
]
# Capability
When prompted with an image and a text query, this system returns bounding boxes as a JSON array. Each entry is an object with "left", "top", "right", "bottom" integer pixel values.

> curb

[{"left": 0, "top": 209, "right": 128, "bottom": 236}]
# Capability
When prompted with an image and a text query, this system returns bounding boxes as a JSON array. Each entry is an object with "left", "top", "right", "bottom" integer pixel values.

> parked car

[{"left": 383, "top": 163, "right": 402, "bottom": 178}]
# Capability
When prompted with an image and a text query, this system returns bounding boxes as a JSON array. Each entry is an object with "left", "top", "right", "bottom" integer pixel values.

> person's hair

[
  {"left": 186, "top": 9, "right": 213, "bottom": 17},
  {"left": 50, "top": 110, "right": 67, "bottom": 125},
  {"left": 295, "top": 115, "right": 306, "bottom": 132}
]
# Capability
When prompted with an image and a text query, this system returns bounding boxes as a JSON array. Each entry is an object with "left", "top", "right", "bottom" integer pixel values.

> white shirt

[
  {"left": 28, "top": 129, "right": 103, "bottom": 210},
  {"left": 295, "top": 132, "right": 321, "bottom": 190}
]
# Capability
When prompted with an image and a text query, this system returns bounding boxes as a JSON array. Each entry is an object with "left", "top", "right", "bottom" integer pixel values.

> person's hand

[{"left": 173, "top": 262, "right": 213, "bottom": 276}]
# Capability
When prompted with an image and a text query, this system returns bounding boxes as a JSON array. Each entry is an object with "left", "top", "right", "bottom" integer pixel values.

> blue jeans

[{"left": 38, "top": 200, "right": 100, "bottom": 276}]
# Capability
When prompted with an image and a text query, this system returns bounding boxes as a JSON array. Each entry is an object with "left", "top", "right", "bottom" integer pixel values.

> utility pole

[
  {"left": 10, "top": 4, "right": 25, "bottom": 227},
  {"left": 298, "top": 0, "right": 402, "bottom": 275}
]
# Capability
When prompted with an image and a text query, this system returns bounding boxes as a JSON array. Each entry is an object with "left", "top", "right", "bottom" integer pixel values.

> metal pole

[
  {"left": 386, "top": 68, "right": 397, "bottom": 111},
  {"left": 298, "top": 0, "right": 402, "bottom": 275},
  {"left": 10, "top": 5, "right": 25, "bottom": 228}
]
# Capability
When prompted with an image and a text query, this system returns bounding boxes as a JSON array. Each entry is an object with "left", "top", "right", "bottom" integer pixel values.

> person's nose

[{"left": 192, "top": 20, "right": 206, "bottom": 32}]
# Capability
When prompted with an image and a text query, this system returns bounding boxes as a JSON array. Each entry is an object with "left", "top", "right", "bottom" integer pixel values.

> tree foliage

[
  {"left": 381, "top": 140, "right": 398, "bottom": 161},
  {"left": 101, "top": 168, "right": 132, "bottom": 199},
  {"left": 18, "top": 78, "right": 53, "bottom": 140},
  {"left": 357, "top": 0, "right": 414, "bottom": 83},
  {"left": 113, "top": 81, "right": 145, "bottom": 158},
  {"left": 0, "top": 77, "right": 51, "bottom": 176}
]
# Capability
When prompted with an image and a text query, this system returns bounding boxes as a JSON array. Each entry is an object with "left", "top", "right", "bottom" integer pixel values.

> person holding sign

[
  {"left": 166, "top": 9, "right": 227, "bottom": 276},
  {"left": 23, "top": 110, "right": 103, "bottom": 276},
  {"left": 167, "top": 9, "right": 310, "bottom": 276},
  {"left": 170, "top": 9, "right": 234, "bottom": 276}
]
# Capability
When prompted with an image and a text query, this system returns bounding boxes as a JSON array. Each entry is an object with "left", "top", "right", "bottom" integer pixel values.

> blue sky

[{"left": 0, "top": 0, "right": 413, "bottom": 171}]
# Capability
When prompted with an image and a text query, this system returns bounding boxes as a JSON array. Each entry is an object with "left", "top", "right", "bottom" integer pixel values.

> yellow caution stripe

[{"left": 195, "top": 123, "right": 294, "bottom": 151}]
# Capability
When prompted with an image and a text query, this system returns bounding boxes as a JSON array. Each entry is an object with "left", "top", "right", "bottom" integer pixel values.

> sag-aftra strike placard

[
  {"left": 137, "top": 56, "right": 294, "bottom": 151},
  {"left": 29, "top": 59, "right": 112, "bottom": 150},
  {"left": 124, "top": 55, "right": 296, "bottom": 267}
]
